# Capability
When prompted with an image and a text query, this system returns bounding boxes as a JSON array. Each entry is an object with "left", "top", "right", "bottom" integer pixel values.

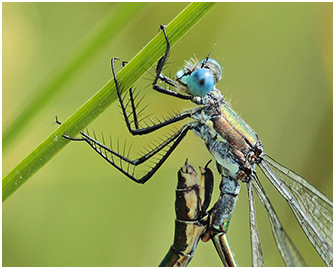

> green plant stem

[
  {"left": 3, "top": 2, "right": 145, "bottom": 153},
  {"left": 2, "top": 2, "right": 216, "bottom": 202}
]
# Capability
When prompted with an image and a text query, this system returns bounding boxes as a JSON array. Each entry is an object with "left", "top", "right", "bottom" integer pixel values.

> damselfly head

[{"left": 176, "top": 58, "right": 222, "bottom": 97}]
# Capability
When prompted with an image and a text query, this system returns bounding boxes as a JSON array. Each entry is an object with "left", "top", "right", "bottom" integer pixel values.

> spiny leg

[
  {"left": 76, "top": 125, "right": 192, "bottom": 183},
  {"left": 152, "top": 25, "right": 192, "bottom": 100},
  {"left": 61, "top": 26, "right": 193, "bottom": 146},
  {"left": 154, "top": 75, "right": 193, "bottom": 100},
  {"left": 153, "top": 25, "right": 170, "bottom": 85},
  {"left": 111, "top": 25, "right": 194, "bottom": 136},
  {"left": 111, "top": 57, "right": 195, "bottom": 136},
  {"left": 58, "top": 26, "right": 197, "bottom": 183},
  {"left": 57, "top": 117, "right": 192, "bottom": 184}
]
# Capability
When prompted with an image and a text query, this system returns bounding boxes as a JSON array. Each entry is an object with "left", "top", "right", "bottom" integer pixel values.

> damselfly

[{"left": 62, "top": 25, "right": 333, "bottom": 266}]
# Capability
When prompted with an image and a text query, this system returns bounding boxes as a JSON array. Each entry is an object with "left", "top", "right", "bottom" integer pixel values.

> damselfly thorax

[{"left": 189, "top": 90, "right": 264, "bottom": 181}]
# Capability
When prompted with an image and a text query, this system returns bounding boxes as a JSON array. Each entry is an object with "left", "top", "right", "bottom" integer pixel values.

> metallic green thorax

[
  {"left": 219, "top": 102, "right": 259, "bottom": 148},
  {"left": 191, "top": 88, "right": 264, "bottom": 182}
]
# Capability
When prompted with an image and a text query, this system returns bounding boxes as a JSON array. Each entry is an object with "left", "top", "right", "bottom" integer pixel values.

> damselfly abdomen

[
  {"left": 62, "top": 25, "right": 333, "bottom": 266},
  {"left": 159, "top": 160, "right": 213, "bottom": 267}
]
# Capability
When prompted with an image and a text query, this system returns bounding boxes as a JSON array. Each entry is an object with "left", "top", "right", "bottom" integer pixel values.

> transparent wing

[
  {"left": 258, "top": 154, "right": 333, "bottom": 266},
  {"left": 252, "top": 175, "right": 306, "bottom": 266},
  {"left": 247, "top": 181, "right": 264, "bottom": 266}
]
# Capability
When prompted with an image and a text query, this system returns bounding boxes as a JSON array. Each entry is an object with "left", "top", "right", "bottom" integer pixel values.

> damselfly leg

[{"left": 60, "top": 26, "right": 202, "bottom": 183}]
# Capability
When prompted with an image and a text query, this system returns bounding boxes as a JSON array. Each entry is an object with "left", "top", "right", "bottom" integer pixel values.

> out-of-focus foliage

[{"left": 3, "top": 2, "right": 332, "bottom": 267}]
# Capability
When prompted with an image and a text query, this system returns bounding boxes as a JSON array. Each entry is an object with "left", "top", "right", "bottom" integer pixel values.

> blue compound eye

[
  {"left": 187, "top": 68, "right": 214, "bottom": 97},
  {"left": 176, "top": 70, "right": 184, "bottom": 79},
  {"left": 200, "top": 58, "right": 222, "bottom": 83},
  {"left": 176, "top": 70, "right": 190, "bottom": 85},
  {"left": 200, "top": 58, "right": 222, "bottom": 73}
]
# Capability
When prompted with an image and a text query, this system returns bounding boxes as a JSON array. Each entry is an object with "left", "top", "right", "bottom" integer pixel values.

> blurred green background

[{"left": 3, "top": 2, "right": 332, "bottom": 267}]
